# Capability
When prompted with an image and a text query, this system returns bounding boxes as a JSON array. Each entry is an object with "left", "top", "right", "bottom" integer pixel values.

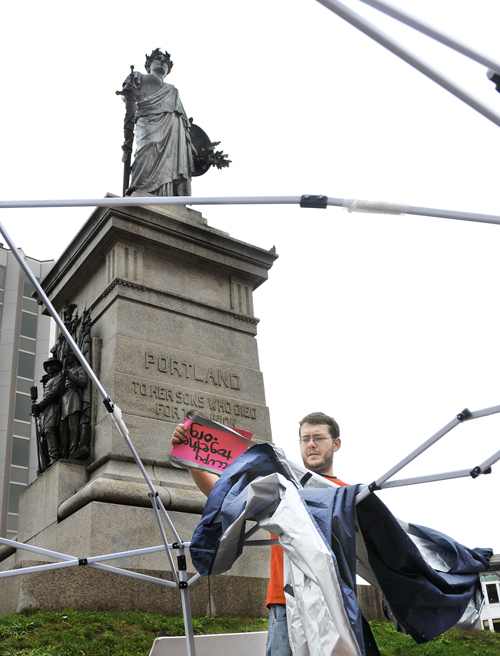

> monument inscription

[
  {"left": 145, "top": 352, "right": 241, "bottom": 389},
  {"left": 128, "top": 377, "right": 258, "bottom": 429}
]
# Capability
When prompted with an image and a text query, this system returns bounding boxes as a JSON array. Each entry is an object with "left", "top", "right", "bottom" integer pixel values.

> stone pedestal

[{"left": 0, "top": 199, "right": 277, "bottom": 617}]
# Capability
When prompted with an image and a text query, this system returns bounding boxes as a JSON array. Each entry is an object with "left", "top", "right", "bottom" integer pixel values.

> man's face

[{"left": 299, "top": 422, "right": 340, "bottom": 475}]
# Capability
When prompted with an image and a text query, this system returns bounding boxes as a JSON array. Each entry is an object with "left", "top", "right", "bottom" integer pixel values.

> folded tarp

[{"left": 190, "top": 444, "right": 492, "bottom": 655}]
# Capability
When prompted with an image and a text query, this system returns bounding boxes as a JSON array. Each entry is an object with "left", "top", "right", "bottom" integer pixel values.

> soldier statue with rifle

[{"left": 31, "top": 357, "right": 64, "bottom": 470}]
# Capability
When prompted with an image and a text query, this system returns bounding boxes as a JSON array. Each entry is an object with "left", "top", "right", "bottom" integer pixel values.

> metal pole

[
  {"left": 356, "top": 403, "right": 500, "bottom": 502},
  {"left": 88, "top": 562, "right": 178, "bottom": 587},
  {"left": 315, "top": 0, "right": 500, "bottom": 130},
  {"left": 174, "top": 543, "right": 197, "bottom": 656},
  {"left": 149, "top": 493, "right": 180, "bottom": 586},
  {"left": 0, "top": 219, "right": 197, "bottom": 654},
  {"left": 0, "top": 536, "right": 75, "bottom": 561},
  {"left": 3, "top": 195, "right": 500, "bottom": 227},
  {"left": 358, "top": 0, "right": 500, "bottom": 73},
  {"left": 378, "top": 468, "right": 473, "bottom": 489},
  {"left": 366, "top": 416, "right": 461, "bottom": 493}
]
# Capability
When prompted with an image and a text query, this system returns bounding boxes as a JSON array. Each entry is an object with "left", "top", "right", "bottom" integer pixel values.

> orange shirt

[{"left": 266, "top": 476, "right": 348, "bottom": 607}]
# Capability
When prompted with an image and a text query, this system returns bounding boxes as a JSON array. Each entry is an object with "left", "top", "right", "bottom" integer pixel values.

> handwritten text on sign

[{"left": 170, "top": 413, "right": 252, "bottom": 473}]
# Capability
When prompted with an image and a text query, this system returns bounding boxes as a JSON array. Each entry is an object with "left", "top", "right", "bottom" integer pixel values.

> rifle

[
  {"left": 30, "top": 386, "right": 49, "bottom": 475},
  {"left": 115, "top": 65, "right": 136, "bottom": 196}
]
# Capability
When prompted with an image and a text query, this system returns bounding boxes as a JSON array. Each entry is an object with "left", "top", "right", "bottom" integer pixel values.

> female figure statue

[{"left": 121, "top": 49, "right": 196, "bottom": 196}]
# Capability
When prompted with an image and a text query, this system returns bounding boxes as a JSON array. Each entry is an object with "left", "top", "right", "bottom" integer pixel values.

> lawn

[{"left": 0, "top": 609, "right": 499, "bottom": 655}]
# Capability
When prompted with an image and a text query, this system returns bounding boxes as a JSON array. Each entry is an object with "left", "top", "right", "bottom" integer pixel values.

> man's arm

[{"left": 171, "top": 423, "right": 218, "bottom": 497}]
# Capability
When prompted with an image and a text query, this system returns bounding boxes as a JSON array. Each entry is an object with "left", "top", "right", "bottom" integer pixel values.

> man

[{"left": 171, "top": 411, "right": 346, "bottom": 656}]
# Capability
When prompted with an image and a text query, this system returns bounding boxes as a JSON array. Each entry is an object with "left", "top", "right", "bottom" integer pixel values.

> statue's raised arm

[{"left": 116, "top": 48, "right": 230, "bottom": 197}]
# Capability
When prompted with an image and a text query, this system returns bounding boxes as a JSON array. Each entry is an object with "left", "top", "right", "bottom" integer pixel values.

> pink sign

[{"left": 169, "top": 411, "right": 253, "bottom": 474}]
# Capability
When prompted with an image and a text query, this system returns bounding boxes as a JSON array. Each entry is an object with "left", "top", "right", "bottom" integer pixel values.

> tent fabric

[
  {"left": 189, "top": 443, "right": 492, "bottom": 654},
  {"left": 355, "top": 493, "right": 491, "bottom": 643}
]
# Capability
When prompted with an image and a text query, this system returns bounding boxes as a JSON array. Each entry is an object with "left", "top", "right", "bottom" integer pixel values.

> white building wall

[
  {"left": 479, "top": 573, "right": 500, "bottom": 632},
  {"left": 0, "top": 244, "right": 54, "bottom": 539}
]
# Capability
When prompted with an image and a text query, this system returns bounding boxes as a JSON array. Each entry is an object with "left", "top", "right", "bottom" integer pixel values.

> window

[
  {"left": 0, "top": 264, "right": 5, "bottom": 289},
  {"left": 487, "top": 584, "right": 500, "bottom": 604},
  {"left": 20, "top": 311, "right": 37, "bottom": 339},
  {"left": 23, "top": 276, "right": 36, "bottom": 299},
  {"left": 17, "top": 351, "right": 35, "bottom": 380},
  {"left": 14, "top": 393, "right": 31, "bottom": 423},
  {"left": 11, "top": 436, "right": 30, "bottom": 467},
  {"left": 493, "top": 619, "right": 500, "bottom": 634},
  {"left": 8, "top": 482, "right": 26, "bottom": 514},
  {"left": 483, "top": 620, "right": 490, "bottom": 631}
]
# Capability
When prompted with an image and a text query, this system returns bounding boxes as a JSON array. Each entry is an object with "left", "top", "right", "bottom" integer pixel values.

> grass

[
  {"left": 0, "top": 609, "right": 499, "bottom": 655},
  {"left": 0, "top": 609, "right": 267, "bottom": 655},
  {"left": 370, "top": 620, "right": 500, "bottom": 655}
]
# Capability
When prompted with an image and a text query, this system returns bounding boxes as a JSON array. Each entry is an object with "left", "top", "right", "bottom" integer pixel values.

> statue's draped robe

[{"left": 130, "top": 79, "right": 195, "bottom": 196}]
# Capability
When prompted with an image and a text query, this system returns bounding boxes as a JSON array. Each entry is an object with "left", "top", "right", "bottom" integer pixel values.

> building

[
  {"left": 479, "top": 554, "right": 500, "bottom": 632},
  {"left": 0, "top": 243, "right": 54, "bottom": 539}
]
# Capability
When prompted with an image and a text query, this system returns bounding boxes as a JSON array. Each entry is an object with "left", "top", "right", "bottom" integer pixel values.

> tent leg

[{"left": 174, "top": 542, "right": 197, "bottom": 656}]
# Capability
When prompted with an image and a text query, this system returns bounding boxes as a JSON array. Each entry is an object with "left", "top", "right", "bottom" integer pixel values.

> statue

[
  {"left": 31, "top": 357, "right": 64, "bottom": 467},
  {"left": 60, "top": 351, "right": 88, "bottom": 459},
  {"left": 31, "top": 305, "right": 93, "bottom": 475},
  {"left": 117, "top": 48, "right": 230, "bottom": 197}
]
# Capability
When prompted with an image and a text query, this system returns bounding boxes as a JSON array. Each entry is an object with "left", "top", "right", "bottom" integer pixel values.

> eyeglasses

[{"left": 299, "top": 436, "right": 331, "bottom": 445}]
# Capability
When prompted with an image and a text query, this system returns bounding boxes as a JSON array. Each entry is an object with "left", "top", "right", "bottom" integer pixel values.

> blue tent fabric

[
  {"left": 299, "top": 485, "right": 379, "bottom": 656},
  {"left": 190, "top": 443, "right": 296, "bottom": 576},
  {"left": 189, "top": 443, "right": 492, "bottom": 651},
  {"left": 355, "top": 493, "right": 492, "bottom": 643}
]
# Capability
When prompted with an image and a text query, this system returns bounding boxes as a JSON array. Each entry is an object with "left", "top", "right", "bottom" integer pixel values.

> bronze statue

[
  {"left": 60, "top": 351, "right": 88, "bottom": 459},
  {"left": 117, "top": 48, "right": 230, "bottom": 197},
  {"left": 31, "top": 305, "right": 93, "bottom": 474},
  {"left": 31, "top": 357, "right": 64, "bottom": 467}
]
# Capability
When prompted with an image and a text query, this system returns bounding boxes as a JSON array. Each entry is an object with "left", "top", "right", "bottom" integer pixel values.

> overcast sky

[{"left": 2, "top": 0, "right": 500, "bottom": 555}]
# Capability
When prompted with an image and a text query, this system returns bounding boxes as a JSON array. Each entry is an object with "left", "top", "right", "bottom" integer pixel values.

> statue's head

[
  {"left": 43, "top": 357, "right": 63, "bottom": 375},
  {"left": 66, "top": 351, "right": 78, "bottom": 367},
  {"left": 145, "top": 48, "right": 173, "bottom": 76}
]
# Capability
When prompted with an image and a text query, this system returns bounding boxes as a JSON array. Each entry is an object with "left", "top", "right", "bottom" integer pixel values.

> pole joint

[
  {"left": 456, "top": 408, "right": 472, "bottom": 422},
  {"left": 300, "top": 194, "right": 328, "bottom": 208}
]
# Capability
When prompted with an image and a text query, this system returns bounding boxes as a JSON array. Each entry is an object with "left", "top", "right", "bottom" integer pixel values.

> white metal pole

[
  {"left": 3, "top": 195, "right": 500, "bottom": 227},
  {"left": 85, "top": 545, "right": 166, "bottom": 563},
  {"left": 0, "top": 536, "right": 75, "bottom": 561},
  {"left": 315, "top": 0, "right": 500, "bottom": 129},
  {"left": 89, "top": 562, "right": 177, "bottom": 587},
  {"left": 174, "top": 542, "right": 197, "bottom": 656},
  {"left": 378, "top": 468, "right": 473, "bottom": 489},
  {"left": 149, "top": 493, "right": 180, "bottom": 585},
  {"left": 0, "top": 221, "right": 188, "bottom": 586},
  {"left": 358, "top": 0, "right": 500, "bottom": 72},
  {"left": 0, "top": 560, "right": 79, "bottom": 578}
]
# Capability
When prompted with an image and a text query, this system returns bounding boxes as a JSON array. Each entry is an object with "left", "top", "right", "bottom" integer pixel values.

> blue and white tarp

[{"left": 190, "top": 444, "right": 492, "bottom": 656}]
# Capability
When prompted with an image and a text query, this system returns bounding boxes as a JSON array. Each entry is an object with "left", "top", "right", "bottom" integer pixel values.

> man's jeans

[{"left": 266, "top": 604, "right": 292, "bottom": 656}]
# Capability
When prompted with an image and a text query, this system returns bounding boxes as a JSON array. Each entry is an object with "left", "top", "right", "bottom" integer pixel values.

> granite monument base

[{"left": 0, "top": 461, "right": 270, "bottom": 618}]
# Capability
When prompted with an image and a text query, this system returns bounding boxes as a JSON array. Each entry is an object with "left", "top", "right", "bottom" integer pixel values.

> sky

[{"left": 1, "top": 0, "right": 500, "bottom": 555}]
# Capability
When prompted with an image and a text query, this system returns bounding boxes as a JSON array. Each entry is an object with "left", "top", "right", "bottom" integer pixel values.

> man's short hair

[{"left": 299, "top": 412, "right": 340, "bottom": 440}]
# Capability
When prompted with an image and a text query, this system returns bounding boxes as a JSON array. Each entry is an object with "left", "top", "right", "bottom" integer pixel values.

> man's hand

[
  {"left": 171, "top": 423, "right": 187, "bottom": 446},
  {"left": 170, "top": 422, "right": 218, "bottom": 496}
]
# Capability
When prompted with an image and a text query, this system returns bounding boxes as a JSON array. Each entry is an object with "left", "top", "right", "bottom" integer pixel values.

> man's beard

[{"left": 305, "top": 453, "right": 333, "bottom": 475}]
